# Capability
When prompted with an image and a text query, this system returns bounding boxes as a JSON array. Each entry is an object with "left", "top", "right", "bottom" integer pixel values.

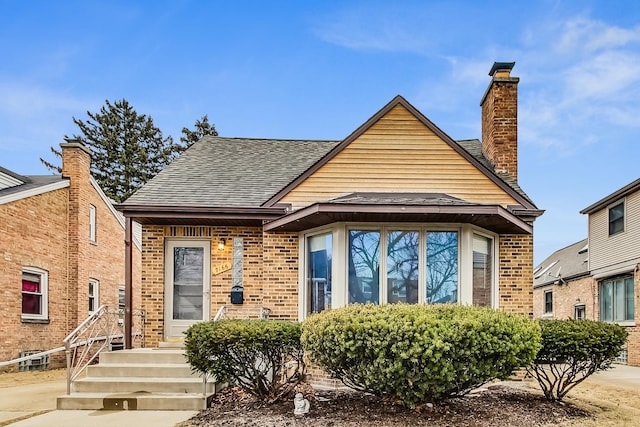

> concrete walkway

[
  {"left": 0, "top": 376, "right": 197, "bottom": 427},
  {"left": 2, "top": 364, "right": 640, "bottom": 426}
]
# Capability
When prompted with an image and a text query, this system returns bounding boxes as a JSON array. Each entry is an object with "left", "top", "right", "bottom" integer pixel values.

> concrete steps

[{"left": 57, "top": 347, "right": 216, "bottom": 410}]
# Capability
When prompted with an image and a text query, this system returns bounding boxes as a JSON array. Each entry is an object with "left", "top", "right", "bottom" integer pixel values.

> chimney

[
  {"left": 60, "top": 138, "right": 92, "bottom": 331},
  {"left": 480, "top": 61, "right": 519, "bottom": 180}
]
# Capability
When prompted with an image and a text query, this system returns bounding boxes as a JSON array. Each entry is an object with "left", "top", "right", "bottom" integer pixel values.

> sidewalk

[{"left": 0, "top": 375, "right": 197, "bottom": 427}]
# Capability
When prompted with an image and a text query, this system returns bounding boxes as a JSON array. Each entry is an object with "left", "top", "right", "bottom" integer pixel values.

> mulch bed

[{"left": 177, "top": 383, "right": 592, "bottom": 427}]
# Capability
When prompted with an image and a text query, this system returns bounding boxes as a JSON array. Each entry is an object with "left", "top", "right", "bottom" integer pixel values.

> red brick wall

[
  {"left": 0, "top": 189, "right": 69, "bottom": 368},
  {"left": 0, "top": 142, "right": 141, "bottom": 371}
]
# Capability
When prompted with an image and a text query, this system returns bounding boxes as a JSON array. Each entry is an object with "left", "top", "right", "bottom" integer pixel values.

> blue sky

[{"left": 1, "top": 0, "right": 640, "bottom": 264}]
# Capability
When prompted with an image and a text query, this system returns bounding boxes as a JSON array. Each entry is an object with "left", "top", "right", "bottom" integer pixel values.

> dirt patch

[
  {"left": 0, "top": 368, "right": 66, "bottom": 388},
  {"left": 177, "top": 383, "right": 592, "bottom": 427}
]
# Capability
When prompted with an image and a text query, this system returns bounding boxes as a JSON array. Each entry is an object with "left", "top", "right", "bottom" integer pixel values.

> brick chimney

[
  {"left": 60, "top": 138, "right": 92, "bottom": 330},
  {"left": 480, "top": 61, "right": 519, "bottom": 180}
]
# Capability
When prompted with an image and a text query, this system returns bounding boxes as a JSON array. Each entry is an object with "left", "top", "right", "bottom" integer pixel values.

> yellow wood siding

[{"left": 282, "top": 105, "right": 519, "bottom": 209}]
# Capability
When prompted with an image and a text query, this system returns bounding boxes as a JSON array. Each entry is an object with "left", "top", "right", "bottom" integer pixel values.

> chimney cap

[{"left": 489, "top": 61, "right": 515, "bottom": 77}]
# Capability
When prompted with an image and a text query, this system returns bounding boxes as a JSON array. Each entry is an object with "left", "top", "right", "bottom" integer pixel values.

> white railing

[{"left": 63, "top": 305, "right": 145, "bottom": 394}]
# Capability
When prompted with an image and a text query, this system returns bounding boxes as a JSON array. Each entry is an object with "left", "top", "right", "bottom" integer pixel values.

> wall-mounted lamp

[{"left": 218, "top": 239, "right": 226, "bottom": 251}]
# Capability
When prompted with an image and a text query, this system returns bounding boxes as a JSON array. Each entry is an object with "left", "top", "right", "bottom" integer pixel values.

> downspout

[{"left": 125, "top": 217, "right": 133, "bottom": 349}]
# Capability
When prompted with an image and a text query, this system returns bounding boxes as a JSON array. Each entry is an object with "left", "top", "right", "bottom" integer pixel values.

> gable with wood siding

[{"left": 282, "top": 104, "right": 519, "bottom": 209}]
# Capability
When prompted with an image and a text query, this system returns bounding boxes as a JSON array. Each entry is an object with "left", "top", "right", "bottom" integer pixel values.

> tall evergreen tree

[
  {"left": 41, "top": 99, "right": 182, "bottom": 203},
  {"left": 179, "top": 114, "right": 218, "bottom": 150}
]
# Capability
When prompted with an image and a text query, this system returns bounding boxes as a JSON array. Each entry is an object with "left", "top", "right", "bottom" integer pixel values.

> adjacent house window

[
  {"left": 118, "top": 285, "right": 125, "bottom": 311},
  {"left": 89, "top": 279, "right": 99, "bottom": 313},
  {"left": 544, "top": 291, "right": 553, "bottom": 314},
  {"left": 600, "top": 276, "right": 634, "bottom": 323},
  {"left": 89, "top": 204, "right": 97, "bottom": 242},
  {"left": 306, "top": 233, "right": 332, "bottom": 314},
  {"left": 22, "top": 267, "right": 48, "bottom": 321},
  {"left": 574, "top": 304, "right": 586, "bottom": 320},
  {"left": 608, "top": 201, "right": 624, "bottom": 236}
]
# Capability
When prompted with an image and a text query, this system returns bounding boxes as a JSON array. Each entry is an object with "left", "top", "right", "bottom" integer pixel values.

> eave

[
  {"left": 263, "top": 202, "right": 534, "bottom": 234},
  {"left": 116, "top": 204, "right": 286, "bottom": 226}
]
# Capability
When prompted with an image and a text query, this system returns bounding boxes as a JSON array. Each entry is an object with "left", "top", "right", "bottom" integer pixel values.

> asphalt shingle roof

[
  {"left": 533, "top": 238, "right": 589, "bottom": 288},
  {"left": 0, "top": 172, "right": 64, "bottom": 199},
  {"left": 329, "top": 192, "right": 475, "bottom": 206},
  {"left": 123, "top": 136, "right": 341, "bottom": 208}
]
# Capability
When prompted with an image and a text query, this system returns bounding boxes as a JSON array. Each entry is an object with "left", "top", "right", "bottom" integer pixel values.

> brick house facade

[
  {"left": 534, "top": 178, "right": 640, "bottom": 366},
  {"left": 0, "top": 141, "right": 141, "bottom": 371},
  {"left": 118, "top": 62, "right": 542, "bottom": 348}
]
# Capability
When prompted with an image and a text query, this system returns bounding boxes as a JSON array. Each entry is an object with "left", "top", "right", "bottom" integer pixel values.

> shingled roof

[
  {"left": 533, "top": 238, "right": 589, "bottom": 288},
  {"left": 122, "top": 137, "right": 341, "bottom": 208}
]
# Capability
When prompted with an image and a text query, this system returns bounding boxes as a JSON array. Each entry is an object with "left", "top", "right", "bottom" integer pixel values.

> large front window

[
  {"left": 302, "top": 224, "right": 496, "bottom": 316},
  {"left": 600, "top": 276, "right": 634, "bottom": 322}
]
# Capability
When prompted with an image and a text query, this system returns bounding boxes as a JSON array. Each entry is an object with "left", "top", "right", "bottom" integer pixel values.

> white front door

[{"left": 165, "top": 239, "right": 211, "bottom": 339}]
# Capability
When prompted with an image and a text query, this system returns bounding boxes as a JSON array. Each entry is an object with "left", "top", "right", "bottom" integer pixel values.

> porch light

[{"left": 218, "top": 239, "right": 226, "bottom": 251}]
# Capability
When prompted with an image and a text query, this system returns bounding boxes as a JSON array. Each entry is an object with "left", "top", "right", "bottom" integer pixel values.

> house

[
  {"left": 581, "top": 178, "right": 640, "bottom": 365},
  {"left": 0, "top": 141, "right": 142, "bottom": 371},
  {"left": 533, "top": 239, "right": 591, "bottom": 320},
  {"left": 533, "top": 178, "right": 640, "bottom": 366},
  {"left": 118, "top": 62, "right": 543, "bottom": 351}
]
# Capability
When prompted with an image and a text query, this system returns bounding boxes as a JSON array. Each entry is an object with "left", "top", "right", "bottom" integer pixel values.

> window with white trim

[
  {"left": 89, "top": 204, "right": 96, "bottom": 242},
  {"left": 21, "top": 267, "right": 48, "bottom": 320},
  {"left": 544, "top": 291, "right": 553, "bottom": 314},
  {"left": 574, "top": 304, "right": 586, "bottom": 320},
  {"left": 302, "top": 224, "right": 496, "bottom": 316},
  {"left": 600, "top": 276, "right": 634, "bottom": 322},
  {"left": 89, "top": 279, "right": 99, "bottom": 313}
]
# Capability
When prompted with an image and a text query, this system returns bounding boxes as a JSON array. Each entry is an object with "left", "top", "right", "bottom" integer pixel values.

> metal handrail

[{"left": 63, "top": 305, "right": 145, "bottom": 394}]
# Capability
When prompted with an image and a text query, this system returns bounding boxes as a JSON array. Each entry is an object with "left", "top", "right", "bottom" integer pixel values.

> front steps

[{"left": 57, "top": 348, "right": 217, "bottom": 410}]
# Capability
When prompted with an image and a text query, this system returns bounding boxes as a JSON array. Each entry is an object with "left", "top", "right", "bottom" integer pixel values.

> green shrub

[
  {"left": 301, "top": 304, "right": 541, "bottom": 407},
  {"left": 184, "top": 319, "right": 305, "bottom": 402},
  {"left": 527, "top": 319, "right": 628, "bottom": 402}
]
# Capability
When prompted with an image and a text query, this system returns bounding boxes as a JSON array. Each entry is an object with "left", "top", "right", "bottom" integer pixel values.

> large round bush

[{"left": 301, "top": 304, "right": 541, "bottom": 406}]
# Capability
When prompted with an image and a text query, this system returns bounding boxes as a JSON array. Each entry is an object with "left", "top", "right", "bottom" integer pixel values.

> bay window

[
  {"left": 600, "top": 276, "right": 634, "bottom": 323},
  {"left": 302, "top": 224, "right": 495, "bottom": 316}
]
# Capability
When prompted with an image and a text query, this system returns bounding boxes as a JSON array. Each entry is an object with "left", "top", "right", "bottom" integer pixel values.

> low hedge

[
  {"left": 184, "top": 319, "right": 304, "bottom": 402},
  {"left": 527, "top": 319, "right": 628, "bottom": 402},
  {"left": 301, "top": 304, "right": 541, "bottom": 407}
]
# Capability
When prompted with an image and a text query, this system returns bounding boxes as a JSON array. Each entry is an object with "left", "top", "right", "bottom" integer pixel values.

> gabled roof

[
  {"left": 263, "top": 96, "right": 537, "bottom": 210},
  {"left": 122, "top": 137, "right": 340, "bottom": 208},
  {"left": 0, "top": 167, "right": 69, "bottom": 205},
  {"left": 533, "top": 238, "right": 589, "bottom": 288},
  {"left": 581, "top": 177, "right": 640, "bottom": 214}
]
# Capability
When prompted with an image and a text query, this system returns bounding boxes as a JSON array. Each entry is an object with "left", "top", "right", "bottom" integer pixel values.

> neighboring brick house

[
  {"left": 534, "top": 178, "right": 640, "bottom": 366},
  {"left": 118, "top": 62, "right": 543, "bottom": 350},
  {"left": 0, "top": 141, "right": 141, "bottom": 371},
  {"left": 533, "top": 239, "right": 591, "bottom": 320}
]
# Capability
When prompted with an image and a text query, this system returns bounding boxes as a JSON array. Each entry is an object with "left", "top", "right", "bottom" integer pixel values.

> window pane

[
  {"left": 600, "top": 281, "right": 613, "bottom": 321},
  {"left": 626, "top": 278, "right": 635, "bottom": 321},
  {"left": 387, "top": 231, "right": 419, "bottom": 304},
  {"left": 472, "top": 234, "right": 492, "bottom": 307},
  {"left": 615, "top": 279, "right": 625, "bottom": 321},
  {"left": 22, "top": 278, "right": 40, "bottom": 293},
  {"left": 609, "top": 203, "right": 624, "bottom": 235},
  {"left": 173, "top": 247, "right": 204, "bottom": 320},
  {"left": 307, "top": 233, "right": 332, "bottom": 314},
  {"left": 22, "top": 294, "right": 41, "bottom": 315},
  {"left": 426, "top": 231, "right": 458, "bottom": 304},
  {"left": 348, "top": 230, "right": 380, "bottom": 304}
]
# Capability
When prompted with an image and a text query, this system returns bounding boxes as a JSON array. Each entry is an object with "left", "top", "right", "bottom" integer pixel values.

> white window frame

[
  {"left": 89, "top": 278, "right": 99, "bottom": 314},
  {"left": 599, "top": 276, "right": 634, "bottom": 325},
  {"left": 21, "top": 267, "right": 48, "bottom": 321},
  {"left": 89, "top": 204, "right": 97, "bottom": 242},
  {"left": 574, "top": 303, "right": 586, "bottom": 320},
  {"left": 298, "top": 222, "right": 498, "bottom": 320}
]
